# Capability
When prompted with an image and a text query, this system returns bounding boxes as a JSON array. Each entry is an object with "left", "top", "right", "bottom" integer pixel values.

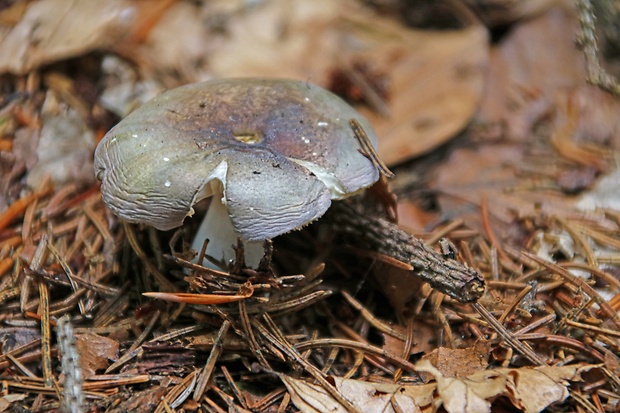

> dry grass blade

[
  {"left": 564, "top": 319, "right": 620, "bottom": 339},
  {"left": 82, "top": 375, "right": 150, "bottom": 390},
  {"left": 38, "top": 281, "right": 54, "bottom": 387},
  {"left": 523, "top": 252, "right": 620, "bottom": 329},
  {"left": 194, "top": 320, "right": 230, "bottom": 402},
  {"left": 155, "top": 370, "right": 198, "bottom": 413},
  {"left": 472, "top": 302, "right": 546, "bottom": 366},
  {"left": 498, "top": 284, "right": 532, "bottom": 323},
  {"left": 350, "top": 118, "right": 394, "bottom": 178},
  {"left": 104, "top": 310, "right": 160, "bottom": 374},
  {"left": 6, "top": 353, "right": 37, "bottom": 378},
  {"left": 480, "top": 195, "right": 511, "bottom": 264},
  {"left": 253, "top": 321, "right": 362, "bottom": 413},
  {"left": 47, "top": 242, "right": 86, "bottom": 314},
  {"left": 220, "top": 365, "right": 248, "bottom": 410},
  {"left": 341, "top": 291, "right": 409, "bottom": 341},
  {"left": 239, "top": 299, "right": 271, "bottom": 370},
  {"left": 294, "top": 338, "right": 417, "bottom": 372},
  {"left": 124, "top": 222, "right": 176, "bottom": 291},
  {"left": 150, "top": 325, "right": 205, "bottom": 343},
  {"left": 143, "top": 290, "right": 252, "bottom": 304},
  {"left": 0, "top": 192, "right": 39, "bottom": 233}
]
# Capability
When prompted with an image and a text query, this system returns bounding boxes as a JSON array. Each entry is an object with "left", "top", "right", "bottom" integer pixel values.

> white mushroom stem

[{"left": 191, "top": 192, "right": 264, "bottom": 270}]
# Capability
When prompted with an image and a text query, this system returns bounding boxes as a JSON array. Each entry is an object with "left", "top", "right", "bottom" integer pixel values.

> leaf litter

[{"left": 0, "top": 0, "right": 620, "bottom": 412}]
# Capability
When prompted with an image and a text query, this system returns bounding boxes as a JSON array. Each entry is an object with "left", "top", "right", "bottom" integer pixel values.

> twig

[
  {"left": 350, "top": 119, "right": 394, "bottom": 178},
  {"left": 155, "top": 370, "right": 198, "bottom": 413},
  {"left": 39, "top": 281, "right": 54, "bottom": 387},
  {"left": 472, "top": 302, "right": 546, "bottom": 366},
  {"left": 194, "top": 320, "right": 230, "bottom": 401},
  {"left": 254, "top": 321, "right": 362, "bottom": 413},
  {"left": 239, "top": 300, "right": 271, "bottom": 370},
  {"left": 330, "top": 202, "right": 485, "bottom": 302},
  {"left": 523, "top": 252, "right": 620, "bottom": 329},
  {"left": 480, "top": 194, "right": 511, "bottom": 263},
  {"left": 105, "top": 310, "right": 161, "bottom": 373},
  {"left": 293, "top": 338, "right": 417, "bottom": 372}
]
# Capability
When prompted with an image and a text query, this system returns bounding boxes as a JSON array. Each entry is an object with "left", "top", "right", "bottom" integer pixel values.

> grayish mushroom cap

[{"left": 94, "top": 78, "right": 380, "bottom": 241}]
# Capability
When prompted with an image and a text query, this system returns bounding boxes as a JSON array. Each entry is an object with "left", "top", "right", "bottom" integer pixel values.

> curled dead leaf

[
  {"left": 416, "top": 359, "right": 595, "bottom": 413},
  {"left": 281, "top": 374, "right": 435, "bottom": 413},
  {"left": 75, "top": 333, "right": 119, "bottom": 379}
]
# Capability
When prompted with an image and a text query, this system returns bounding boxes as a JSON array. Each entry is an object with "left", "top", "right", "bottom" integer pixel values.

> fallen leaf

[
  {"left": 0, "top": 327, "right": 40, "bottom": 354},
  {"left": 476, "top": 5, "right": 583, "bottom": 138},
  {"left": 372, "top": 262, "right": 426, "bottom": 314},
  {"left": 477, "top": 4, "right": 620, "bottom": 147},
  {"left": 357, "top": 23, "right": 488, "bottom": 164},
  {"left": 0, "top": 394, "right": 27, "bottom": 412},
  {"left": 382, "top": 320, "right": 437, "bottom": 358},
  {"left": 431, "top": 144, "right": 597, "bottom": 237},
  {"left": 427, "top": 5, "right": 620, "bottom": 228},
  {"left": 76, "top": 333, "right": 119, "bottom": 379},
  {"left": 416, "top": 359, "right": 593, "bottom": 413},
  {"left": 25, "top": 91, "right": 96, "bottom": 188},
  {"left": 0, "top": 0, "right": 136, "bottom": 74},
  {"left": 420, "top": 342, "right": 490, "bottom": 380},
  {"left": 203, "top": 0, "right": 489, "bottom": 164},
  {"left": 281, "top": 374, "right": 435, "bottom": 413}
]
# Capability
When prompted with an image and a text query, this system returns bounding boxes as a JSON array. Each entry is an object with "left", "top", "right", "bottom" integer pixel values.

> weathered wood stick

[{"left": 329, "top": 202, "right": 486, "bottom": 303}]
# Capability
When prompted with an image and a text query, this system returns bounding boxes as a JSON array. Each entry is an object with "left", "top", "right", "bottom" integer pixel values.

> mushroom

[{"left": 94, "top": 78, "right": 381, "bottom": 269}]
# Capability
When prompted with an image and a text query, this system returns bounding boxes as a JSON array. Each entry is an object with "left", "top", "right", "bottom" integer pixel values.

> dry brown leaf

[
  {"left": 356, "top": 24, "right": 488, "bottom": 165},
  {"left": 419, "top": 342, "right": 490, "bottom": 380},
  {"left": 477, "top": 4, "right": 620, "bottom": 146},
  {"left": 372, "top": 262, "right": 426, "bottom": 314},
  {"left": 431, "top": 144, "right": 597, "bottom": 236},
  {"left": 281, "top": 374, "right": 435, "bottom": 413},
  {"left": 0, "top": 0, "right": 137, "bottom": 75},
  {"left": 0, "top": 394, "right": 27, "bottom": 413},
  {"left": 138, "top": 1, "right": 212, "bottom": 80},
  {"left": 25, "top": 91, "right": 96, "bottom": 188},
  {"left": 416, "top": 359, "right": 593, "bottom": 413},
  {"left": 382, "top": 320, "right": 437, "bottom": 357},
  {"left": 422, "top": 4, "right": 620, "bottom": 231},
  {"left": 202, "top": 0, "right": 488, "bottom": 165},
  {"left": 76, "top": 333, "right": 119, "bottom": 379}
]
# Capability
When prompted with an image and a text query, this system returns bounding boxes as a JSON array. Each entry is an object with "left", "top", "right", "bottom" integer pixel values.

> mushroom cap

[{"left": 94, "top": 78, "right": 380, "bottom": 241}]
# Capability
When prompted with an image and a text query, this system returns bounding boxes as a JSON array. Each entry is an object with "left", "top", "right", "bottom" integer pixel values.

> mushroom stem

[{"left": 191, "top": 193, "right": 264, "bottom": 270}]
